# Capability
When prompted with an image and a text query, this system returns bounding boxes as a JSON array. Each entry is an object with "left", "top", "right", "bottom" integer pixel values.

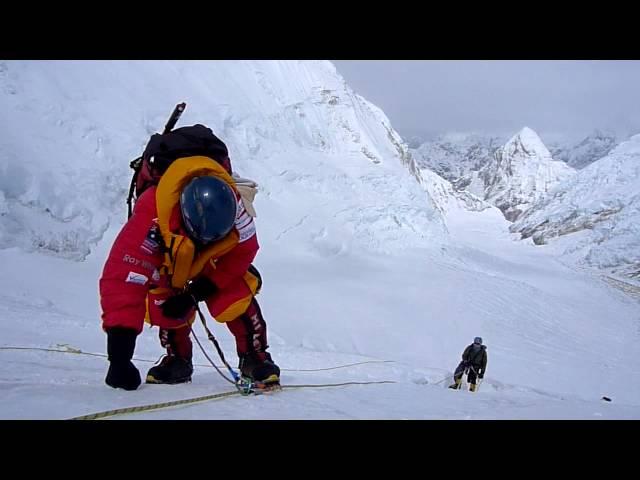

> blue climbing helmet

[
  {"left": 180, "top": 176, "right": 237, "bottom": 245},
  {"left": 473, "top": 337, "right": 483, "bottom": 345}
]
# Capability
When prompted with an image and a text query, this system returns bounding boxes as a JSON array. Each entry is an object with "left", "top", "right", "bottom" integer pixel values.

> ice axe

[
  {"left": 126, "top": 102, "right": 187, "bottom": 218},
  {"left": 162, "top": 102, "right": 187, "bottom": 134}
]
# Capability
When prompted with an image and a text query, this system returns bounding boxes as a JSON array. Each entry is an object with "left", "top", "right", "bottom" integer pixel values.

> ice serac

[
  {"left": 0, "top": 60, "right": 445, "bottom": 259},
  {"left": 411, "top": 132, "right": 502, "bottom": 191}
]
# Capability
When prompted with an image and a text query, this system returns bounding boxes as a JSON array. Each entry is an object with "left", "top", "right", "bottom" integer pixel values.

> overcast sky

[{"left": 333, "top": 60, "right": 640, "bottom": 142}]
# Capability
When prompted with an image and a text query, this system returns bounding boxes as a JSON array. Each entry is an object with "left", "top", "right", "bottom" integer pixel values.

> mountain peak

[
  {"left": 518, "top": 126, "right": 539, "bottom": 139},
  {"left": 505, "top": 127, "right": 552, "bottom": 160},
  {"left": 468, "top": 127, "right": 574, "bottom": 221}
]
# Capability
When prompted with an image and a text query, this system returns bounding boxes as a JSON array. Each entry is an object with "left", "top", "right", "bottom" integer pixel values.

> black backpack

[{"left": 126, "top": 104, "right": 232, "bottom": 218}]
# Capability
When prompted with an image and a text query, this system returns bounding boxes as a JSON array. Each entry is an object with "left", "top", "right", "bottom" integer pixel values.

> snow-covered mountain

[
  {"left": 550, "top": 130, "right": 619, "bottom": 170},
  {"left": 411, "top": 133, "right": 503, "bottom": 190},
  {"left": 512, "top": 133, "right": 640, "bottom": 279},
  {"left": 466, "top": 127, "right": 575, "bottom": 221},
  {"left": 411, "top": 129, "right": 576, "bottom": 222},
  {"left": 413, "top": 126, "right": 638, "bottom": 279},
  {"left": 0, "top": 60, "right": 444, "bottom": 260}
]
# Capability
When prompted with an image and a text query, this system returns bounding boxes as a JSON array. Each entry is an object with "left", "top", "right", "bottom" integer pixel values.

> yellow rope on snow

[
  {"left": 68, "top": 390, "right": 242, "bottom": 420},
  {"left": 67, "top": 380, "right": 396, "bottom": 420},
  {"left": 1, "top": 345, "right": 398, "bottom": 420}
]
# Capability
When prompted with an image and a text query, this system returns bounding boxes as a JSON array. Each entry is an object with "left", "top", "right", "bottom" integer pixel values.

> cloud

[{"left": 333, "top": 60, "right": 640, "bottom": 140}]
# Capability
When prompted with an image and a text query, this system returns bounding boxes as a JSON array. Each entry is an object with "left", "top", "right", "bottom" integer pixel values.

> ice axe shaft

[{"left": 163, "top": 102, "right": 187, "bottom": 134}]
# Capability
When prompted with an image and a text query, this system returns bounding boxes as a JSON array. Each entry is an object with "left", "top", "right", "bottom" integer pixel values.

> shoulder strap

[{"left": 232, "top": 174, "right": 259, "bottom": 218}]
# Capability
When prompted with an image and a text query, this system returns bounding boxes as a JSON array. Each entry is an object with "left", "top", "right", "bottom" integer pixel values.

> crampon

[{"left": 237, "top": 374, "right": 282, "bottom": 395}]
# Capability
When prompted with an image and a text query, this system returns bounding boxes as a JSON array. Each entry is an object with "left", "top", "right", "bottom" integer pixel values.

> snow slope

[{"left": 2, "top": 213, "right": 638, "bottom": 419}]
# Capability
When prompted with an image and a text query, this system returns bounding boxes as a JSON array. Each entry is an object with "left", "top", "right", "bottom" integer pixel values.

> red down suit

[{"left": 99, "top": 156, "right": 265, "bottom": 355}]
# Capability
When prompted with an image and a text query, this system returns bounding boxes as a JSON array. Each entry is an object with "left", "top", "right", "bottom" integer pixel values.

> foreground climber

[{"left": 99, "top": 124, "right": 279, "bottom": 390}]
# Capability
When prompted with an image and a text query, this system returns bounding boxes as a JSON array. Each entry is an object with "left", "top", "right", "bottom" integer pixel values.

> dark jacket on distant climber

[
  {"left": 449, "top": 339, "right": 488, "bottom": 391},
  {"left": 461, "top": 343, "right": 487, "bottom": 374}
]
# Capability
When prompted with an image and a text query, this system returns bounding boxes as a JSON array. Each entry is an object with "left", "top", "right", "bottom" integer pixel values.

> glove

[
  {"left": 161, "top": 277, "right": 217, "bottom": 318},
  {"left": 478, "top": 372, "right": 484, "bottom": 379},
  {"left": 160, "top": 292, "right": 196, "bottom": 318},
  {"left": 105, "top": 327, "right": 141, "bottom": 391},
  {"left": 187, "top": 276, "right": 217, "bottom": 301}
]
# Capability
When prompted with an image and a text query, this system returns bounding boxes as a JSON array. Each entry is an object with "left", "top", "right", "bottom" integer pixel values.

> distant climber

[{"left": 449, "top": 337, "right": 487, "bottom": 392}]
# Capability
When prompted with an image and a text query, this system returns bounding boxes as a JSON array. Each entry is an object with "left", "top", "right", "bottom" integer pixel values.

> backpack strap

[
  {"left": 127, "top": 157, "right": 143, "bottom": 219},
  {"left": 232, "top": 174, "right": 259, "bottom": 218}
]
